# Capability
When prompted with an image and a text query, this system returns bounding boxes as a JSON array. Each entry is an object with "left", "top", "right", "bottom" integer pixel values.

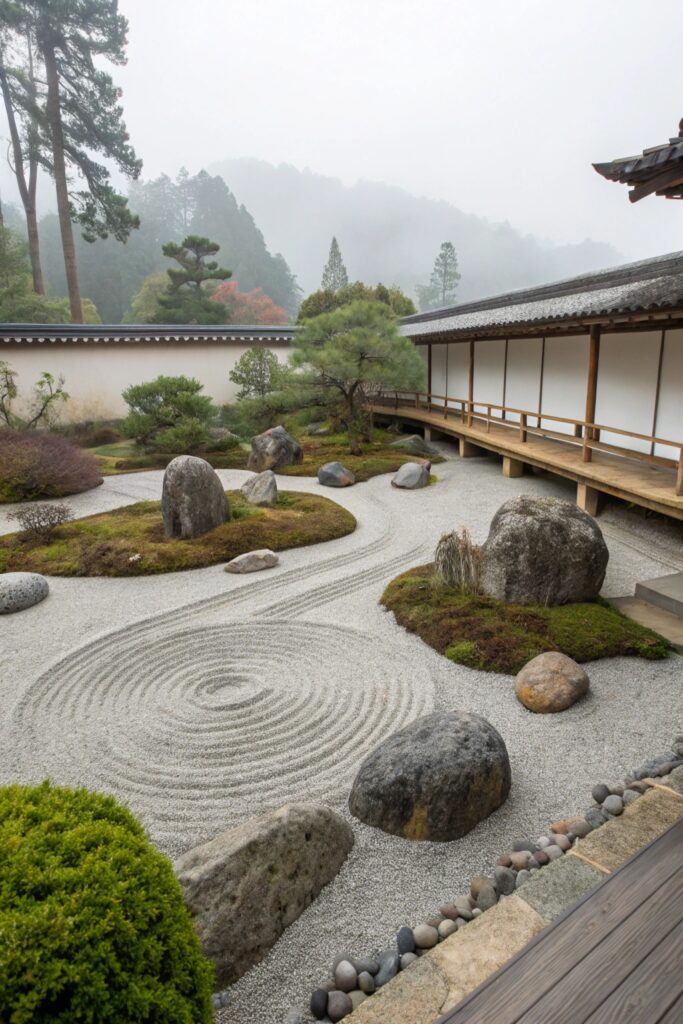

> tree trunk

[
  {"left": 0, "top": 60, "right": 45, "bottom": 294},
  {"left": 43, "top": 42, "right": 82, "bottom": 323}
]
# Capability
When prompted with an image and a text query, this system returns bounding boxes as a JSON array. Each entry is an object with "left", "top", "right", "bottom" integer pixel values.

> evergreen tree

[
  {"left": 151, "top": 235, "right": 232, "bottom": 324},
  {"left": 321, "top": 236, "right": 348, "bottom": 292},
  {"left": 22, "top": 0, "right": 142, "bottom": 322},
  {"left": 416, "top": 241, "right": 461, "bottom": 311},
  {"left": 298, "top": 281, "right": 416, "bottom": 321},
  {"left": 229, "top": 348, "right": 282, "bottom": 399}
]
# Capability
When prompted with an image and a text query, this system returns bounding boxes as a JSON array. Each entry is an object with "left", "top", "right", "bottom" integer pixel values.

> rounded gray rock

[
  {"left": 592, "top": 783, "right": 610, "bottom": 804},
  {"left": 400, "top": 953, "right": 418, "bottom": 969},
  {"left": 481, "top": 495, "right": 609, "bottom": 605},
  {"left": 327, "top": 991, "right": 353, "bottom": 1022},
  {"left": 348, "top": 711, "right": 511, "bottom": 841},
  {"left": 241, "top": 470, "right": 278, "bottom": 507},
  {"left": 0, "top": 572, "right": 49, "bottom": 615},
  {"left": 412, "top": 924, "right": 438, "bottom": 949},
  {"left": 391, "top": 461, "right": 431, "bottom": 489},
  {"left": 494, "top": 866, "right": 517, "bottom": 896},
  {"left": 358, "top": 972, "right": 375, "bottom": 995},
  {"left": 161, "top": 455, "right": 229, "bottom": 539},
  {"left": 318, "top": 462, "right": 355, "bottom": 487},
  {"left": 602, "top": 794, "right": 624, "bottom": 816},
  {"left": 334, "top": 960, "right": 357, "bottom": 993},
  {"left": 247, "top": 425, "right": 303, "bottom": 473}
]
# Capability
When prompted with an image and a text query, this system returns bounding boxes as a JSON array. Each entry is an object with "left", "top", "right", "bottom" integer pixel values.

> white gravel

[{"left": 1, "top": 443, "right": 682, "bottom": 1024}]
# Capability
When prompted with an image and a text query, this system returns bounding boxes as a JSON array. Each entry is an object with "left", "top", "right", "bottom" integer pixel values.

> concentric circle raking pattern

[{"left": 13, "top": 621, "right": 434, "bottom": 855}]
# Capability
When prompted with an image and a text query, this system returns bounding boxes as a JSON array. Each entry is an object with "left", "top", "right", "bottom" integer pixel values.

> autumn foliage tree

[{"left": 212, "top": 280, "right": 287, "bottom": 325}]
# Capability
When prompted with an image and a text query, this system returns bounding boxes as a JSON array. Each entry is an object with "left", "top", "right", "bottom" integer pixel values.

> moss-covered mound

[
  {"left": 0, "top": 491, "right": 356, "bottom": 577},
  {"left": 381, "top": 564, "right": 670, "bottom": 675},
  {"left": 0, "top": 782, "right": 213, "bottom": 1024}
]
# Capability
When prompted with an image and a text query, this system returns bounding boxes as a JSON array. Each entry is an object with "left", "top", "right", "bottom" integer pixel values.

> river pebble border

[{"left": 303, "top": 736, "right": 683, "bottom": 1023}]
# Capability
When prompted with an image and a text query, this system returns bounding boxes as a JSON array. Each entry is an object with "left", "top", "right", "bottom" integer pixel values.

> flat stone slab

[
  {"left": 518, "top": 856, "right": 603, "bottom": 922},
  {"left": 348, "top": 957, "right": 448, "bottom": 1023},
  {"left": 635, "top": 571, "right": 683, "bottom": 617},
  {"left": 573, "top": 787, "right": 683, "bottom": 872},
  {"left": 609, "top": 596, "right": 683, "bottom": 654}
]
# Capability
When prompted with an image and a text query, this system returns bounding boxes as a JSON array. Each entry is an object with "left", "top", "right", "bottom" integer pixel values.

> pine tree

[
  {"left": 321, "top": 236, "right": 349, "bottom": 292},
  {"left": 26, "top": 0, "right": 142, "bottom": 322},
  {"left": 151, "top": 235, "right": 232, "bottom": 324},
  {"left": 416, "top": 241, "right": 461, "bottom": 311}
]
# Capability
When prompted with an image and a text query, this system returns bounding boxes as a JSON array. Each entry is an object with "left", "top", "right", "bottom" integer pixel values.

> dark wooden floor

[{"left": 436, "top": 818, "right": 683, "bottom": 1024}]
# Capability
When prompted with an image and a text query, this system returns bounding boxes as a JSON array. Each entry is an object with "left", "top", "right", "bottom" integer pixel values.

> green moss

[
  {"left": 0, "top": 491, "right": 356, "bottom": 577},
  {"left": 381, "top": 564, "right": 671, "bottom": 675},
  {"left": 0, "top": 781, "right": 213, "bottom": 1023}
]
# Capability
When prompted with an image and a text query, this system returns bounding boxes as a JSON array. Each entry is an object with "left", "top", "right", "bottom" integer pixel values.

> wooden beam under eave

[{"left": 583, "top": 325, "right": 601, "bottom": 463}]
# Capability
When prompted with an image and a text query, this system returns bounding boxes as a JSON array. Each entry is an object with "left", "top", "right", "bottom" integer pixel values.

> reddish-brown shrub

[{"left": 0, "top": 430, "right": 103, "bottom": 503}]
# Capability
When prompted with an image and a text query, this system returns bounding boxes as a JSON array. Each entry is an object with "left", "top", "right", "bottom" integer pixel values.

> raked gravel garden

[{"left": 2, "top": 440, "right": 683, "bottom": 1024}]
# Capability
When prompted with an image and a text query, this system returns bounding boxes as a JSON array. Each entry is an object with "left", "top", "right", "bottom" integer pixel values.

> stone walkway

[{"left": 1, "top": 446, "right": 682, "bottom": 1024}]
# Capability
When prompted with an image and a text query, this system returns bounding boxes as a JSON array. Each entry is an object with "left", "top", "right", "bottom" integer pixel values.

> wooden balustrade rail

[{"left": 375, "top": 390, "right": 683, "bottom": 497}]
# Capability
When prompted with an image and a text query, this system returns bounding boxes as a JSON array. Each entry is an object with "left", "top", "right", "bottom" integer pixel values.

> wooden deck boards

[
  {"left": 372, "top": 403, "right": 683, "bottom": 520},
  {"left": 436, "top": 818, "right": 683, "bottom": 1024}
]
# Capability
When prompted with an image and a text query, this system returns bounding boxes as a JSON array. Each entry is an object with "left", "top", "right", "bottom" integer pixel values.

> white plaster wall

[
  {"left": 2, "top": 342, "right": 292, "bottom": 422},
  {"left": 472, "top": 338, "right": 506, "bottom": 409},
  {"left": 446, "top": 342, "right": 469, "bottom": 409},
  {"left": 540, "top": 335, "right": 589, "bottom": 436},
  {"left": 431, "top": 344, "right": 448, "bottom": 406},
  {"left": 654, "top": 328, "right": 683, "bottom": 459},
  {"left": 595, "top": 331, "right": 661, "bottom": 455},
  {"left": 504, "top": 337, "right": 544, "bottom": 424}
]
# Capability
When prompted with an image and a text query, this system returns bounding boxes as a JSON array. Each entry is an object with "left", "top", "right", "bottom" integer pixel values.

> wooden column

[
  {"left": 583, "top": 326, "right": 601, "bottom": 463},
  {"left": 467, "top": 340, "right": 474, "bottom": 426},
  {"left": 428, "top": 343, "right": 433, "bottom": 399}
]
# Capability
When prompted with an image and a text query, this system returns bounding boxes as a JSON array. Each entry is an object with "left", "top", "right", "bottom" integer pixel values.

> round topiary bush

[
  {"left": 0, "top": 782, "right": 214, "bottom": 1023},
  {"left": 0, "top": 429, "right": 103, "bottom": 503}
]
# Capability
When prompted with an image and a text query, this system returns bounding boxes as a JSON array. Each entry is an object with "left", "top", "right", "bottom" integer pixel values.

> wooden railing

[{"left": 375, "top": 391, "right": 683, "bottom": 497}]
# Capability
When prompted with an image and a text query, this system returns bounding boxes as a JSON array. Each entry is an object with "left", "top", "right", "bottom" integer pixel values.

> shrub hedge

[
  {"left": 0, "top": 782, "right": 214, "bottom": 1023},
  {"left": 0, "top": 430, "right": 103, "bottom": 503}
]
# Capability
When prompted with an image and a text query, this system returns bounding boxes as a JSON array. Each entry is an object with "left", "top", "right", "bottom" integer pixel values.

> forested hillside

[{"left": 211, "top": 158, "right": 622, "bottom": 303}]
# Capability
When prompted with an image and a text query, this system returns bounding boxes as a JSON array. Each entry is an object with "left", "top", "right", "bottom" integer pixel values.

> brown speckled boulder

[
  {"left": 515, "top": 651, "right": 590, "bottom": 713},
  {"left": 247, "top": 425, "right": 303, "bottom": 472}
]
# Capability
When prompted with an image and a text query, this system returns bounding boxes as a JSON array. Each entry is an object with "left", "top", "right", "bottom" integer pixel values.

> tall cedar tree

[
  {"left": 321, "top": 236, "right": 348, "bottom": 292},
  {"left": 417, "top": 241, "right": 461, "bottom": 311},
  {"left": 152, "top": 235, "right": 232, "bottom": 324},
  {"left": 0, "top": 7, "right": 44, "bottom": 293},
  {"left": 26, "top": 0, "right": 142, "bottom": 322},
  {"left": 291, "top": 300, "right": 426, "bottom": 454}
]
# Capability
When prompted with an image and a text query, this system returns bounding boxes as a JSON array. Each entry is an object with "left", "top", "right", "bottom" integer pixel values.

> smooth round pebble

[
  {"left": 358, "top": 972, "right": 375, "bottom": 995},
  {"left": 602, "top": 794, "right": 624, "bottom": 816},
  {"left": 454, "top": 899, "right": 474, "bottom": 920},
  {"left": 353, "top": 958, "right": 379, "bottom": 976},
  {"left": 545, "top": 845, "right": 564, "bottom": 861},
  {"left": 515, "top": 869, "right": 531, "bottom": 888},
  {"left": 375, "top": 951, "right": 400, "bottom": 988},
  {"left": 397, "top": 926, "right": 416, "bottom": 955},
  {"left": 349, "top": 991, "right": 367, "bottom": 1011},
  {"left": 494, "top": 866, "right": 517, "bottom": 896},
  {"left": 512, "top": 839, "right": 536, "bottom": 853},
  {"left": 623, "top": 788, "right": 641, "bottom": 805},
  {"left": 509, "top": 851, "right": 531, "bottom": 871},
  {"left": 327, "top": 991, "right": 353, "bottom": 1022},
  {"left": 439, "top": 903, "right": 459, "bottom": 921},
  {"left": 536, "top": 836, "right": 551, "bottom": 848},
  {"left": 334, "top": 961, "right": 357, "bottom": 993},
  {"left": 438, "top": 919, "right": 458, "bottom": 939},
  {"left": 553, "top": 834, "right": 571, "bottom": 851},
  {"left": 585, "top": 807, "right": 606, "bottom": 829},
  {"left": 534, "top": 849, "right": 550, "bottom": 865},
  {"left": 310, "top": 989, "right": 328, "bottom": 1020},
  {"left": 400, "top": 953, "right": 418, "bottom": 969},
  {"left": 592, "top": 783, "right": 610, "bottom": 804},
  {"left": 0, "top": 572, "right": 49, "bottom": 615},
  {"left": 470, "top": 908, "right": 483, "bottom": 918},
  {"left": 413, "top": 924, "right": 439, "bottom": 949}
]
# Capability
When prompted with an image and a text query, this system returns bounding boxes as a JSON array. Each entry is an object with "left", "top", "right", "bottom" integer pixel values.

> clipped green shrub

[{"left": 0, "top": 782, "right": 214, "bottom": 1024}]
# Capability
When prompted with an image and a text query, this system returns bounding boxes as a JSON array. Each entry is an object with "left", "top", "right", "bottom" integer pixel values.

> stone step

[
  {"left": 609, "top": 596, "right": 683, "bottom": 655},
  {"left": 635, "top": 571, "right": 683, "bottom": 617}
]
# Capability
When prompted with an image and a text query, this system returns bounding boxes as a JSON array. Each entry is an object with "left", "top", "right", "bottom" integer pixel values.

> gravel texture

[{"left": 1, "top": 443, "right": 682, "bottom": 1024}]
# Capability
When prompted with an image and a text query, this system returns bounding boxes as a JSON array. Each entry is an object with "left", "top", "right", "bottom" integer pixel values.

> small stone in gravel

[
  {"left": 454, "top": 898, "right": 474, "bottom": 920},
  {"left": 512, "top": 839, "right": 537, "bottom": 853},
  {"left": 528, "top": 857, "right": 540, "bottom": 870},
  {"left": 456, "top": 917, "right": 470, "bottom": 928},
  {"left": 470, "top": 876, "right": 489, "bottom": 900},
  {"left": 592, "top": 783, "right": 610, "bottom": 804},
  {"left": 425, "top": 916, "right": 445, "bottom": 929},
  {"left": 628, "top": 781, "right": 649, "bottom": 794},
  {"left": 516, "top": 869, "right": 531, "bottom": 888},
  {"left": 657, "top": 760, "right": 683, "bottom": 776},
  {"left": 319, "top": 980, "right": 336, "bottom": 993},
  {"left": 358, "top": 972, "right": 375, "bottom": 995},
  {"left": 375, "top": 951, "right": 400, "bottom": 988},
  {"left": 585, "top": 807, "right": 607, "bottom": 829},
  {"left": 332, "top": 953, "right": 355, "bottom": 973},
  {"left": 327, "top": 991, "right": 353, "bottom": 1022},
  {"left": 440, "top": 903, "right": 460, "bottom": 920},
  {"left": 438, "top": 919, "right": 458, "bottom": 939},
  {"left": 623, "top": 789, "right": 641, "bottom": 806},
  {"left": 553, "top": 834, "right": 572, "bottom": 852},
  {"left": 550, "top": 816, "right": 585, "bottom": 835},
  {"left": 602, "top": 795, "right": 624, "bottom": 816},
  {"left": 310, "top": 989, "right": 328, "bottom": 1020},
  {"left": 334, "top": 961, "right": 357, "bottom": 993},
  {"left": 494, "top": 866, "right": 517, "bottom": 896},
  {"left": 497, "top": 853, "right": 513, "bottom": 867},
  {"left": 413, "top": 924, "right": 439, "bottom": 949},
  {"left": 397, "top": 926, "right": 416, "bottom": 954},
  {"left": 349, "top": 991, "right": 367, "bottom": 1011},
  {"left": 545, "top": 845, "right": 564, "bottom": 861},
  {"left": 353, "top": 958, "right": 379, "bottom": 976},
  {"left": 509, "top": 851, "right": 531, "bottom": 871},
  {"left": 536, "top": 836, "right": 551, "bottom": 848},
  {"left": 400, "top": 953, "right": 418, "bottom": 969},
  {"left": 570, "top": 820, "right": 592, "bottom": 839},
  {"left": 609, "top": 785, "right": 624, "bottom": 796},
  {"left": 476, "top": 880, "right": 498, "bottom": 911},
  {"left": 534, "top": 849, "right": 550, "bottom": 866}
]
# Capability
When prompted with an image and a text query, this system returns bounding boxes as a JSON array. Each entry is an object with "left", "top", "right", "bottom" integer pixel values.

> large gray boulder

[
  {"left": 161, "top": 455, "right": 230, "bottom": 539},
  {"left": 318, "top": 462, "right": 355, "bottom": 487},
  {"left": 247, "top": 425, "right": 303, "bottom": 473},
  {"left": 481, "top": 496, "right": 608, "bottom": 606},
  {"left": 175, "top": 804, "right": 354, "bottom": 985},
  {"left": 391, "top": 461, "right": 431, "bottom": 489},
  {"left": 241, "top": 470, "right": 278, "bottom": 507},
  {"left": 389, "top": 434, "right": 439, "bottom": 457},
  {"left": 348, "top": 712, "right": 511, "bottom": 841},
  {"left": 0, "top": 572, "right": 49, "bottom": 614}
]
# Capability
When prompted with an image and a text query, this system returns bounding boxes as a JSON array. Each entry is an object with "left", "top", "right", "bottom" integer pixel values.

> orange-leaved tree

[{"left": 213, "top": 280, "right": 288, "bottom": 325}]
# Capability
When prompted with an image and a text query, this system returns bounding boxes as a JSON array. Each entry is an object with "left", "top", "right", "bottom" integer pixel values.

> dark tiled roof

[
  {"left": 400, "top": 251, "right": 683, "bottom": 339},
  {"left": 594, "top": 132, "right": 683, "bottom": 200},
  {"left": 0, "top": 324, "right": 295, "bottom": 344}
]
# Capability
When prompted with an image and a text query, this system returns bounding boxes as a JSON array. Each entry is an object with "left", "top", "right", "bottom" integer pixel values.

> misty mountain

[{"left": 211, "top": 158, "right": 622, "bottom": 304}]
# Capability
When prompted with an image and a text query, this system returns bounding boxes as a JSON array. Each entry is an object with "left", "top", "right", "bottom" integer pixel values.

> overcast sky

[{"left": 4, "top": 0, "right": 683, "bottom": 261}]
